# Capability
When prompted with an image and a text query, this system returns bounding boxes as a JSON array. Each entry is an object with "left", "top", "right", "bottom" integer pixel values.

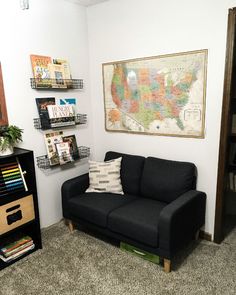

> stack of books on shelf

[
  {"left": 0, "top": 235, "right": 35, "bottom": 263},
  {"left": 0, "top": 159, "right": 27, "bottom": 197}
]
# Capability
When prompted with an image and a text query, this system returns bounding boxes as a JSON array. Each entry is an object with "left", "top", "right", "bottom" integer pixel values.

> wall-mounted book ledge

[
  {"left": 30, "top": 78, "right": 83, "bottom": 90},
  {"left": 33, "top": 114, "right": 87, "bottom": 129},
  {"left": 36, "top": 146, "right": 90, "bottom": 169}
]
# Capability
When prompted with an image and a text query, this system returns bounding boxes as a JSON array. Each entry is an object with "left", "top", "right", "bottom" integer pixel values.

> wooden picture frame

[{"left": 0, "top": 62, "right": 8, "bottom": 126}]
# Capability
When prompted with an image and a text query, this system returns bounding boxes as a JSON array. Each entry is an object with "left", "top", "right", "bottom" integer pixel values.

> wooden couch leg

[
  {"left": 164, "top": 259, "right": 171, "bottom": 273},
  {"left": 68, "top": 220, "right": 75, "bottom": 232}
]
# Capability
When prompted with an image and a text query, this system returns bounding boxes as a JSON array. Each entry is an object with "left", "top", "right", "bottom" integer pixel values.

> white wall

[
  {"left": 0, "top": 0, "right": 93, "bottom": 227},
  {"left": 87, "top": 0, "right": 236, "bottom": 236}
]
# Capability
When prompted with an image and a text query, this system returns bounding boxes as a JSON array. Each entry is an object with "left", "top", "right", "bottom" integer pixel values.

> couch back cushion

[
  {"left": 140, "top": 157, "right": 196, "bottom": 203},
  {"left": 105, "top": 151, "right": 145, "bottom": 195}
]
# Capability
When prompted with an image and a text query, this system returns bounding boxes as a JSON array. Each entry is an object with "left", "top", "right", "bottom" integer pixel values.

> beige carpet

[{"left": 0, "top": 221, "right": 235, "bottom": 295}]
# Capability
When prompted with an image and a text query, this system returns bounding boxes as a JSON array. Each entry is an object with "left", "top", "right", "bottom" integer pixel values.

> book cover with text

[
  {"left": 30, "top": 54, "right": 52, "bottom": 81},
  {"left": 47, "top": 105, "right": 75, "bottom": 127}
]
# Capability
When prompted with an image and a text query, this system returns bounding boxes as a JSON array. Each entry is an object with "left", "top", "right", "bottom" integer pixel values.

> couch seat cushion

[
  {"left": 108, "top": 198, "right": 166, "bottom": 247},
  {"left": 68, "top": 193, "right": 137, "bottom": 228}
]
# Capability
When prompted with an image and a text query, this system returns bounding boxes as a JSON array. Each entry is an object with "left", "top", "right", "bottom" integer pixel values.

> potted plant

[{"left": 0, "top": 125, "right": 23, "bottom": 156}]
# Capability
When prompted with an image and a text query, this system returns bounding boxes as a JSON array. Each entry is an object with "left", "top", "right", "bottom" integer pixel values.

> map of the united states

[
  {"left": 103, "top": 50, "right": 207, "bottom": 137},
  {"left": 110, "top": 64, "right": 198, "bottom": 131}
]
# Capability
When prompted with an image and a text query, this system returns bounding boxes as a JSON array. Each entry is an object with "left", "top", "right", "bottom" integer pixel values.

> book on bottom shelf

[{"left": 0, "top": 235, "right": 35, "bottom": 263}]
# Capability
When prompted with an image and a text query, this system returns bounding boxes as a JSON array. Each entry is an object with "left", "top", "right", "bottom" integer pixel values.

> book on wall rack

[
  {"left": 59, "top": 98, "right": 76, "bottom": 106},
  {"left": 35, "top": 97, "right": 55, "bottom": 130},
  {"left": 56, "top": 142, "right": 73, "bottom": 165},
  {"left": 0, "top": 158, "right": 28, "bottom": 197},
  {"left": 62, "top": 135, "right": 79, "bottom": 160},
  {"left": 30, "top": 54, "right": 52, "bottom": 87},
  {"left": 53, "top": 58, "right": 72, "bottom": 82},
  {"left": 48, "top": 64, "right": 67, "bottom": 88},
  {"left": 47, "top": 104, "right": 75, "bottom": 128},
  {"left": 44, "top": 131, "right": 64, "bottom": 166}
]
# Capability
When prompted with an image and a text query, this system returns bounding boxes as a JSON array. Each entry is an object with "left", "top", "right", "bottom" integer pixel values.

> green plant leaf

[{"left": 0, "top": 125, "right": 23, "bottom": 151}]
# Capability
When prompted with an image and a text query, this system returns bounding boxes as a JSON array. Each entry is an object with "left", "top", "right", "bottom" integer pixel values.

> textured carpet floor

[{"left": 0, "top": 221, "right": 235, "bottom": 295}]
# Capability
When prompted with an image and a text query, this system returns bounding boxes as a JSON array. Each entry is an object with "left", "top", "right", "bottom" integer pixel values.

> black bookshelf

[{"left": 0, "top": 148, "right": 42, "bottom": 270}]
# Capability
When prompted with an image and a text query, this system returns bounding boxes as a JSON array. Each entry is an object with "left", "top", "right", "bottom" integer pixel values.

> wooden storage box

[
  {"left": 120, "top": 242, "right": 159, "bottom": 264},
  {"left": 0, "top": 195, "right": 35, "bottom": 234}
]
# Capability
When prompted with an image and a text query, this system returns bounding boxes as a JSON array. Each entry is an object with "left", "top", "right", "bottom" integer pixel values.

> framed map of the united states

[{"left": 102, "top": 49, "right": 208, "bottom": 138}]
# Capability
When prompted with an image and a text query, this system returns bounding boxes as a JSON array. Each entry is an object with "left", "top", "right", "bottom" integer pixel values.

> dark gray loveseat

[{"left": 62, "top": 151, "right": 206, "bottom": 272}]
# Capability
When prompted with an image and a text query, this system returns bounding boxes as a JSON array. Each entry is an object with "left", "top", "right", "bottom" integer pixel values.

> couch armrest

[
  {"left": 158, "top": 190, "right": 206, "bottom": 259},
  {"left": 61, "top": 173, "right": 89, "bottom": 218}
]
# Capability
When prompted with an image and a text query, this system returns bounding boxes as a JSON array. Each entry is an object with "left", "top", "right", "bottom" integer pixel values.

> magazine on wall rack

[
  {"left": 59, "top": 98, "right": 76, "bottom": 105},
  {"left": 47, "top": 104, "right": 75, "bottom": 127},
  {"left": 35, "top": 97, "right": 55, "bottom": 130},
  {"left": 56, "top": 142, "right": 73, "bottom": 165},
  {"left": 44, "top": 131, "right": 63, "bottom": 166},
  {"left": 30, "top": 55, "right": 52, "bottom": 87},
  {"left": 48, "top": 64, "right": 67, "bottom": 88},
  {"left": 62, "top": 135, "right": 79, "bottom": 160},
  {"left": 53, "top": 58, "right": 72, "bottom": 80}
]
